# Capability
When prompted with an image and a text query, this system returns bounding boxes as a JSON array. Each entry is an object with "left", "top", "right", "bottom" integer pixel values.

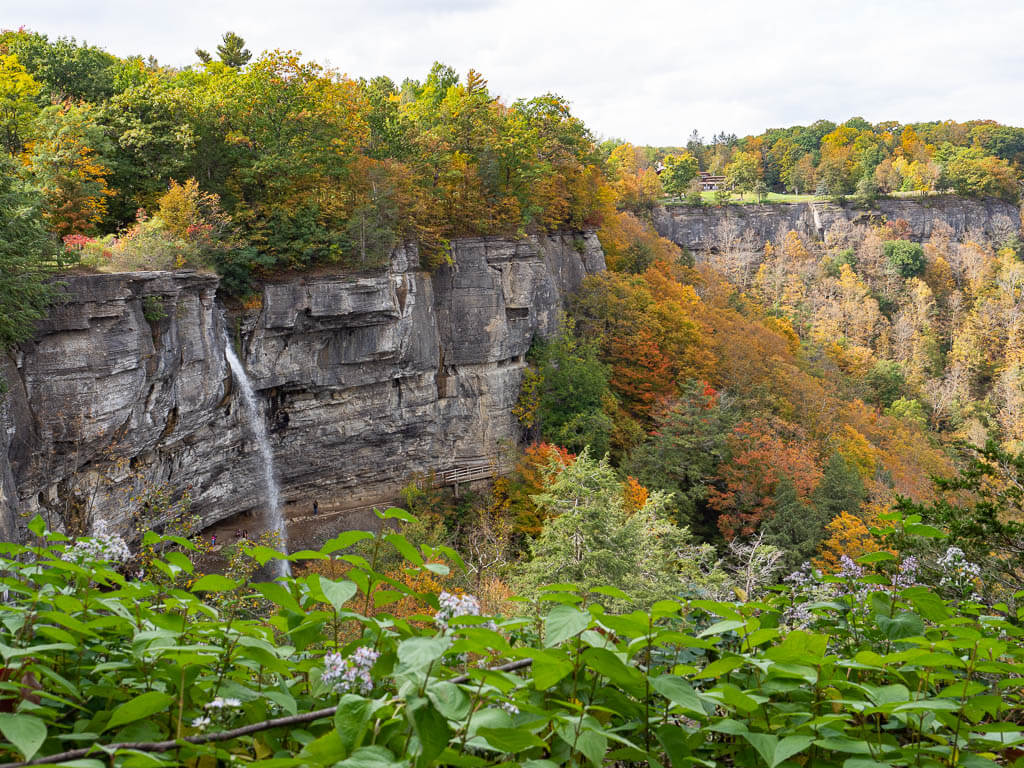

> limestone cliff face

[
  {"left": 0, "top": 232, "right": 605, "bottom": 539},
  {"left": 653, "top": 196, "right": 1021, "bottom": 251}
]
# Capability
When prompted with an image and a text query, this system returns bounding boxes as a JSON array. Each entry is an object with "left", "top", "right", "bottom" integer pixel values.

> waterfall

[{"left": 223, "top": 333, "right": 290, "bottom": 577}]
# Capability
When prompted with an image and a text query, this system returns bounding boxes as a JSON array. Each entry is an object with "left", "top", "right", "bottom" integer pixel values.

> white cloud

[{"left": 9, "top": 0, "right": 1024, "bottom": 144}]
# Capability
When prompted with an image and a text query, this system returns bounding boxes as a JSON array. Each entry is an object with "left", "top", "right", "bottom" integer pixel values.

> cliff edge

[{"left": 0, "top": 231, "right": 605, "bottom": 540}]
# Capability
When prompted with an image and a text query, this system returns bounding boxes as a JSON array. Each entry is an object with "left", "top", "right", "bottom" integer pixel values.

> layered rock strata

[
  {"left": 653, "top": 196, "right": 1021, "bottom": 252},
  {"left": 1, "top": 232, "right": 605, "bottom": 540}
]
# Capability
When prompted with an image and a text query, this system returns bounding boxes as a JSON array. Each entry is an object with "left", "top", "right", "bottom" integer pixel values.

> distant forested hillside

[{"left": 613, "top": 118, "right": 1023, "bottom": 204}]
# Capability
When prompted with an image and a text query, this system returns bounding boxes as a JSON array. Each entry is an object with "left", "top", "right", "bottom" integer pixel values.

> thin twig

[
  {"left": 0, "top": 707, "right": 338, "bottom": 768},
  {"left": 448, "top": 658, "right": 532, "bottom": 684},
  {"left": 0, "top": 659, "right": 534, "bottom": 768}
]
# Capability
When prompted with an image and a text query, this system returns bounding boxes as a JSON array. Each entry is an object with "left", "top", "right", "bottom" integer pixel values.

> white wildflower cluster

[
  {"left": 782, "top": 559, "right": 869, "bottom": 628},
  {"left": 782, "top": 562, "right": 830, "bottom": 628},
  {"left": 61, "top": 522, "right": 131, "bottom": 565},
  {"left": 321, "top": 646, "right": 380, "bottom": 694},
  {"left": 205, "top": 696, "right": 242, "bottom": 709},
  {"left": 191, "top": 696, "right": 243, "bottom": 729},
  {"left": 500, "top": 701, "right": 519, "bottom": 716},
  {"left": 937, "top": 546, "right": 982, "bottom": 600},
  {"left": 838, "top": 554, "right": 864, "bottom": 580},
  {"left": 892, "top": 556, "right": 919, "bottom": 589},
  {"left": 434, "top": 591, "right": 497, "bottom": 632}
]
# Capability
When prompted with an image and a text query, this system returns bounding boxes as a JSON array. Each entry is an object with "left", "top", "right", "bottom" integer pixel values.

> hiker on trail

[{"left": 313, "top": 500, "right": 319, "bottom": 516}]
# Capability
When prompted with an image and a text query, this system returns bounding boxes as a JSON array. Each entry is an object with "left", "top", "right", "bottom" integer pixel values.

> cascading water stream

[{"left": 223, "top": 332, "right": 290, "bottom": 577}]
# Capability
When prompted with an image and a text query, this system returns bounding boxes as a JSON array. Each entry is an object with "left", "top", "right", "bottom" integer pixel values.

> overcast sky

[{"left": 9, "top": 0, "right": 1024, "bottom": 145}]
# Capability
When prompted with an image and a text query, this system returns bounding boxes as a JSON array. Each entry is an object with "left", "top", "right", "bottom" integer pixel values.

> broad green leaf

[
  {"left": 544, "top": 604, "right": 590, "bottom": 647},
  {"left": 525, "top": 649, "right": 573, "bottom": 690},
  {"left": 856, "top": 551, "right": 896, "bottom": 564},
  {"left": 319, "top": 577, "right": 358, "bottom": 612},
  {"left": 697, "top": 656, "right": 743, "bottom": 679},
  {"left": 255, "top": 582, "right": 303, "bottom": 614},
  {"left": 697, "top": 619, "right": 745, "bottom": 637},
  {"left": 245, "top": 545, "right": 286, "bottom": 566},
  {"left": 190, "top": 574, "right": 237, "bottom": 592},
  {"left": 164, "top": 551, "right": 193, "bottom": 574},
  {"left": 655, "top": 723, "right": 692, "bottom": 768},
  {"left": 385, "top": 534, "right": 424, "bottom": 566},
  {"left": 398, "top": 636, "right": 450, "bottom": 670},
  {"left": 743, "top": 733, "right": 813, "bottom": 768},
  {"left": 875, "top": 611, "right": 924, "bottom": 641},
  {"left": 427, "top": 681, "right": 471, "bottom": 721},
  {"left": 476, "top": 727, "right": 545, "bottom": 752},
  {"left": 380, "top": 507, "right": 417, "bottom": 523},
  {"left": 410, "top": 697, "right": 450, "bottom": 768},
  {"left": 554, "top": 718, "right": 607, "bottom": 766},
  {"left": 27, "top": 515, "right": 45, "bottom": 537},
  {"left": 104, "top": 691, "right": 175, "bottom": 732},
  {"left": 903, "top": 522, "right": 946, "bottom": 538},
  {"left": 321, "top": 531, "right": 374, "bottom": 554},
  {"left": 581, "top": 648, "right": 644, "bottom": 691},
  {"left": 299, "top": 728, "right": 346, "bottom": 765},
  {"left": 651, "top": 675, "right": 706, "bottom": 717},
  {"left": 337, "top": 746, "right": 406, "bottom": 768},
  {"left": 0, "top": 713, "right": 46, "bottom": 760},
  {"left": 901, "top": 586, "right": 950, "bottom": 622},
  {"left": 763, "top": 630, "right": 829, "bottom": 663}
]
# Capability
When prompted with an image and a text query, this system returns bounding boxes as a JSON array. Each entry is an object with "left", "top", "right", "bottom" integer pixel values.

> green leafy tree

[
  {"left": 28, "top": 101, "right": 113, "bottom": 236},
  {"left": 865, "top": 359, "right": 906, "bottom": 407},
  {"left": 97, "top": 72, "right": 196, "bottom": 227},
  {"left": 852, "top": 172, "right": 878, "bottom": 207},
  {"left": 724, "top": 150, "right": 759, "bottom": 196},
  {"left": 518, "top": 449, "right": 721, "bottom": 605},
  {"left": 660, "top": 152, "right": 699, "bottom": 198},
  {"left": 883, "top": 239, "right": 925, "bottom": 277},
  {"left": 886, "top": 396, "right": 927, "bottom": 425},
  {"left": 0, "top": 30, "right": 118, "bottom": 103},
  {"left": 527, "top": 320, "right": 614, "bottom": 457},
  {"left": 941, "top": 145, "right": 1020, "bottom": 202},
  {"left": 0, "top": 155, "right": 60, "bottom": 349},
  {"left": 0, "top": 53, "right": 41, "bottom": 155}
]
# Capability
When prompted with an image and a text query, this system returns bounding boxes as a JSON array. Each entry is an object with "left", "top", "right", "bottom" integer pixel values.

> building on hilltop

[{"left": 697, "top": 172, "right": 727, "bottom": 191}]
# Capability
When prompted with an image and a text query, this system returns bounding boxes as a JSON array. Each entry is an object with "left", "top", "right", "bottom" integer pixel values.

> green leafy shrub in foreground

[{"left": 0, "top": 510, "right": 1021, "bottom": 768}]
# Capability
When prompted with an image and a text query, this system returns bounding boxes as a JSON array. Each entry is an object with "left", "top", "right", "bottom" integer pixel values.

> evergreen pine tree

[
  {"left": 762, "top": 477, "right": 828, "bottom": 571},
  {"left": 517, "top": 449, "right": 723, "bottom": 607},
  {"left": 624, "top": 380, "right": 733, "bottom": 535},
  {"left": 215, "top": 32, "right": 251, "bottom": 68},
  {"left": 814, "top": 452, "right": 866, "bottom": 519}
]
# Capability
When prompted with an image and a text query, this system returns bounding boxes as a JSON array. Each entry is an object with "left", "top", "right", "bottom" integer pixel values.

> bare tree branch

[{"left": 0, "top": 659, "right": 535, "bottom": 768}]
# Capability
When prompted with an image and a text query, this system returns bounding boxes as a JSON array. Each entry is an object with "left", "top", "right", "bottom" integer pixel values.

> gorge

[
  {"left": 0, "top": 232, "right": 606, "bottom": 544},
  {"left": 3, "top": 195, "right": 1019, "bottom": 547}
]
